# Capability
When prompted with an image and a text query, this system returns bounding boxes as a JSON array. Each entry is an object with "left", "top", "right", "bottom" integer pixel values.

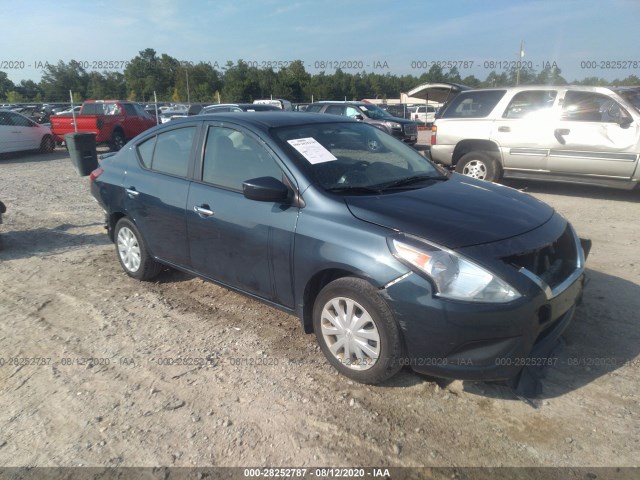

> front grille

[
  {"left": 404, "top": 123, "right": 417, "bottom": 135},
  {"left": 503, "top": 225, "right": 579, "bottom": 290}
]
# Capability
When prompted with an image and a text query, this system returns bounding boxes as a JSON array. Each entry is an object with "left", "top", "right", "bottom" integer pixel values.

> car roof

[
  {"left": 457, "top": 85, "right": 623, "bottom": 94},
  {"left": 312, "top": 101, "right": 370, "bottom": 106},
  {"left": 171, "top": 111, "right": 356, "bottom": 130}
]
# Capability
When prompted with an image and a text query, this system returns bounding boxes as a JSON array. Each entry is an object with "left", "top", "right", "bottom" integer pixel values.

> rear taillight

[
  {"left": 431, "top": 125, "right": 437, "bottom": 145},
  {"left": 89, "top": 167, "right": 104, "bottom": 183}
]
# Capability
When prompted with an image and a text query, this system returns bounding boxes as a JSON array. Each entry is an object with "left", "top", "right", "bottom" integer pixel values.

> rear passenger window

[
  {"left": 503, "top": 90, "right": 557, "bottom": 119},
  {"left": 136, "top": 127, "right": 196, "bottom": 177},
  {"left": 136, "top": 136, "right": 156, "bottom": 167},
  {"left": 440, "top": 90, "right": 506, "bottom": 118},
  {"left": 325, "top": 105, "right": 345, "bottom": 115}
]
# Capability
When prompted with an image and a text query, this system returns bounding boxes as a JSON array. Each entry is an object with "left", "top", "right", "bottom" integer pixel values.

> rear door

[
  {"left": 493, "top": 89, "right": 559, "bottom": 171},
  {"left": 121, "top": 103, "right": 147, "bottom": 139},
  {"left": 124, "top": 123, "right": 199, "bottom": 267},
  {"left": 186, "top": 123, "right": 299, "bottom": 306},
  {"left": 548, "top": 90, "right": 640, "bottom": 177}
]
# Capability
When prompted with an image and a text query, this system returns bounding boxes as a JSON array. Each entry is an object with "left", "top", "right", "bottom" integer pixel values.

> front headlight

[
  {"left": 390, "top": 237, "right": 521, "bottom": 303},
  {"left": 385, "top": 121, "right": 402, "bottom": 129}
]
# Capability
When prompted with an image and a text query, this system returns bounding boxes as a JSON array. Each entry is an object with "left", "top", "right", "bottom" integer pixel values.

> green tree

[
  {"left": 536, "top": 65, "right": 567, "bottom": 85},
  {"left": 221, "top": 60, "right": 264, "bottom": 102},
  {"left": 274, "top": 60, "right": 309, "bottom": 102},
  {"left": 482, "top": 70, "right": 510, "bottom": 87},
  {"left": 40, "top": 60, "right": 89, "bottom": 101},
  {"left": 611, "top": 75, "right": 640, "bottom": 86},
  {"left": 17, "top": 80, "right": 44, "bottom": 101},
  {"left": 418, "top": 64, "right": 446, "bottom": 83},
  {"left": 6, "top": 91, "right": 25, "bottom": 103},
  {"left": 0, "top": 72, "right": 16, "bottom": 100},
  {"left": 124, "top": 49, "right": 178, "bottom": 101},
  {"left": 444, "top": 67, "right": 462, "bottom": 84},
  {"left": 461, "top": 75, "right": 482, "bottom": 88}
]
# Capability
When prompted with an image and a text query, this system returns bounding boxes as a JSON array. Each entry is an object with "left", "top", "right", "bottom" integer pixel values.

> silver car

[{"left": 430, "top": 85, "right": 640, "bottom": 189}]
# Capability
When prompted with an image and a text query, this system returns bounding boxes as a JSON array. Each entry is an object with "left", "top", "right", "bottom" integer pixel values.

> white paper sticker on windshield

[{"left": 287, "top": 137, "right": 337, "bottom": 164}]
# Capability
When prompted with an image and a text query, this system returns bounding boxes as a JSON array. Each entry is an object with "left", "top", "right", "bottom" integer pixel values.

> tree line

[{"left": 2, "top": 48, "right": 639, "bottom": 104}]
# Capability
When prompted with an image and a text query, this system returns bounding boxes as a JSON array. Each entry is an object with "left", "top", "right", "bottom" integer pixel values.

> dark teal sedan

[{"left": 90, "top": 112, "right": 589, "bottom": 390}]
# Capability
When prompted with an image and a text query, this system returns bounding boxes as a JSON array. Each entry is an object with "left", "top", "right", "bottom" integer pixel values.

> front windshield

[
  {"left": 273, "top": 122, "right": 442, "bottom": 193},
  {"left": 617, "top": 90, "right": 640, "bottom": 113},
  {"left": 359, "top": 104, "right": 392, "bottom": 120}
]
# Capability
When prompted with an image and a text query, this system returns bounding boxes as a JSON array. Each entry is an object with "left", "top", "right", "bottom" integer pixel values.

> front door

[
  {"left": 187, "top": 124, "right": 299, "bottom": 306},
  {"left": 548, "top": 90, "right": 640, "bottom": 178}
]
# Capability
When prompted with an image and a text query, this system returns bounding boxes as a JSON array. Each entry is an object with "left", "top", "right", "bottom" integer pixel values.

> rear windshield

[{"left": 439, "top": 90, "right": 506, "bottom": 118}]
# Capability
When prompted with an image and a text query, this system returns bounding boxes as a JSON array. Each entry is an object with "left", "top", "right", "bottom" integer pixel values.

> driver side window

[
  {"left": 201, "top": 127, "right": 283, "bottom": 191},
  {"left": 561, "top": 91, "right": 630, "bottom": 123},
  {"left": 345, "top": 106, "right": 360, "bottom": 118}
]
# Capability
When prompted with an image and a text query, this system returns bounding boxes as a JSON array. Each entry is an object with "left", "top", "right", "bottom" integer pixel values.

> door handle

[
  {"left": 554, "top": 128, "right": 570, "bottom": 145},
  {"left": 193, "top": 204, "right": 214, "bottom": 217},
  {"left": 498, "top": 126, "right": 511, "bottom": 132},
  {"left": 125, "top": 187, "right": 139, "bottom": 198}
]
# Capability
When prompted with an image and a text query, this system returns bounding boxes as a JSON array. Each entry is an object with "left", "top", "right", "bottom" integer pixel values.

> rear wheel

[
  {"left": 313, "top": 277, "right": 403, "bottom": 384},
  {"left": 39, "top": 135, "right": 55, "bottom": 153},
  {"left": 110, "top": 130, "right": 126, "bottom": 151},
  {"left": 114, "top": 218, "right": 162, "bottom": 280},
  {"left": 455, "top": 151, "right": 501, "bottom": 182}
]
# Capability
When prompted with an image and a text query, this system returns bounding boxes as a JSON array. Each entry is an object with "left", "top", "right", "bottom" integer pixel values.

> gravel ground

[{"left": 0, "top": 140, "right": 639, "bottom": 471}]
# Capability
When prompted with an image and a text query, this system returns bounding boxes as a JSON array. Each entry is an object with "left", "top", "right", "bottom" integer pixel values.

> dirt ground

[{"left": 0, "top": 139, "right": 639, "bottom": 471}]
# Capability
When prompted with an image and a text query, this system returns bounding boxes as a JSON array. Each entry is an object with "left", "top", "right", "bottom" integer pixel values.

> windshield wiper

[
  {"left": 374, "top": 174, "right": 449, "bottom": 191},
  {"left": 325, "top": 185, "right": 383, "bottom": 195}
]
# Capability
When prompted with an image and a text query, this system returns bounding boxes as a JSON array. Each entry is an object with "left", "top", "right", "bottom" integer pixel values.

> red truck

[{"left": 50, "top": 100, "right": 157, "bottom": 151}]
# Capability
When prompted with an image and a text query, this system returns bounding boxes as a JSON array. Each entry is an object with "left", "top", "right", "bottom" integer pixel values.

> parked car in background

[
  {"left": 253, "top": 99, "right": 293, "bottom": 111},
  {"left": 306, "top": 101, "right": 419, "bottom": 144},
  {"left": 161, "top": 103, "right": 211, "bottom": 122},
  {"left": 430, "top": 85, "right": 640, "bottom": 189},
  {"left": 90, "top": 112, "right": 589, "bottom": 389},
  {"left": 408, "top": 104, "right": 438, "bottom": 125},
  {"left": 55, "top": 106, "right": 82, "bottom": 116},
  {"left": 199, "top": 103, "right": 282, "bottom": 115},
  {"left": 0, "top": 109, "right": 55, "bottom": 153},
  {"left": 50, "top": 100, "right": 157, "bottom": 151},
  {"left": 380, "top": 104, "right": 411, "bottom": 119}
]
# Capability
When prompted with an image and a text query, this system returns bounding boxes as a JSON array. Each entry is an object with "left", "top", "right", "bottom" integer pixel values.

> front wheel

[
  {"left": 114, "top": 218, "right": 162, "bottom": 280},
  {"left": 455, "top": 152, "right": 501, "bottom": 182},
  {"left": 313, "top": 277, "right": 403, "bottom": 384}
]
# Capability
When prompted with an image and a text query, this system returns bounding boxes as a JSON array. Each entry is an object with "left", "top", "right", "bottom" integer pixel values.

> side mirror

[
  {"left": 242, "top": 176, "right": 289, "bottom": 202},
  {"left": 354, "top": 114, "right": 364, "bottom": 121}
]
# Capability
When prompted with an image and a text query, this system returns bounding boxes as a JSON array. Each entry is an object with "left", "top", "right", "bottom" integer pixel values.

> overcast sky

[{"left": 2, "top": 0, "right": 639, "bottom": 84}]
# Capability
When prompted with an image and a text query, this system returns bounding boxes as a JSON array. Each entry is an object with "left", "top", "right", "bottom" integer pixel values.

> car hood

[{"left": 344, "top": 174, "right": 555, "bottom": 249}]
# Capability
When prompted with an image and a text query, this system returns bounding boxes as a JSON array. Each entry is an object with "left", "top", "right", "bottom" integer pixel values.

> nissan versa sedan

[{"left": 90, "top": 113, "right": 589, "bottom": 387}]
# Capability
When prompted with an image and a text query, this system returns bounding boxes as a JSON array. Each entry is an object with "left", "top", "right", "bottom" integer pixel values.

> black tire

[
  {"left": 39, "top": 135, "right": 55, "bottom": 153},
  {"left": 114, "top": 217, "right": 162, "bottom": 280},
  {"left": 455, "top": 151, "right": 502, "bottom": 182},
  {"left": 110, "top": 130, "right": 126, "bottom": 152},
  {"left": 313, "top": 277, "right": 403, "bottom": 384}
]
